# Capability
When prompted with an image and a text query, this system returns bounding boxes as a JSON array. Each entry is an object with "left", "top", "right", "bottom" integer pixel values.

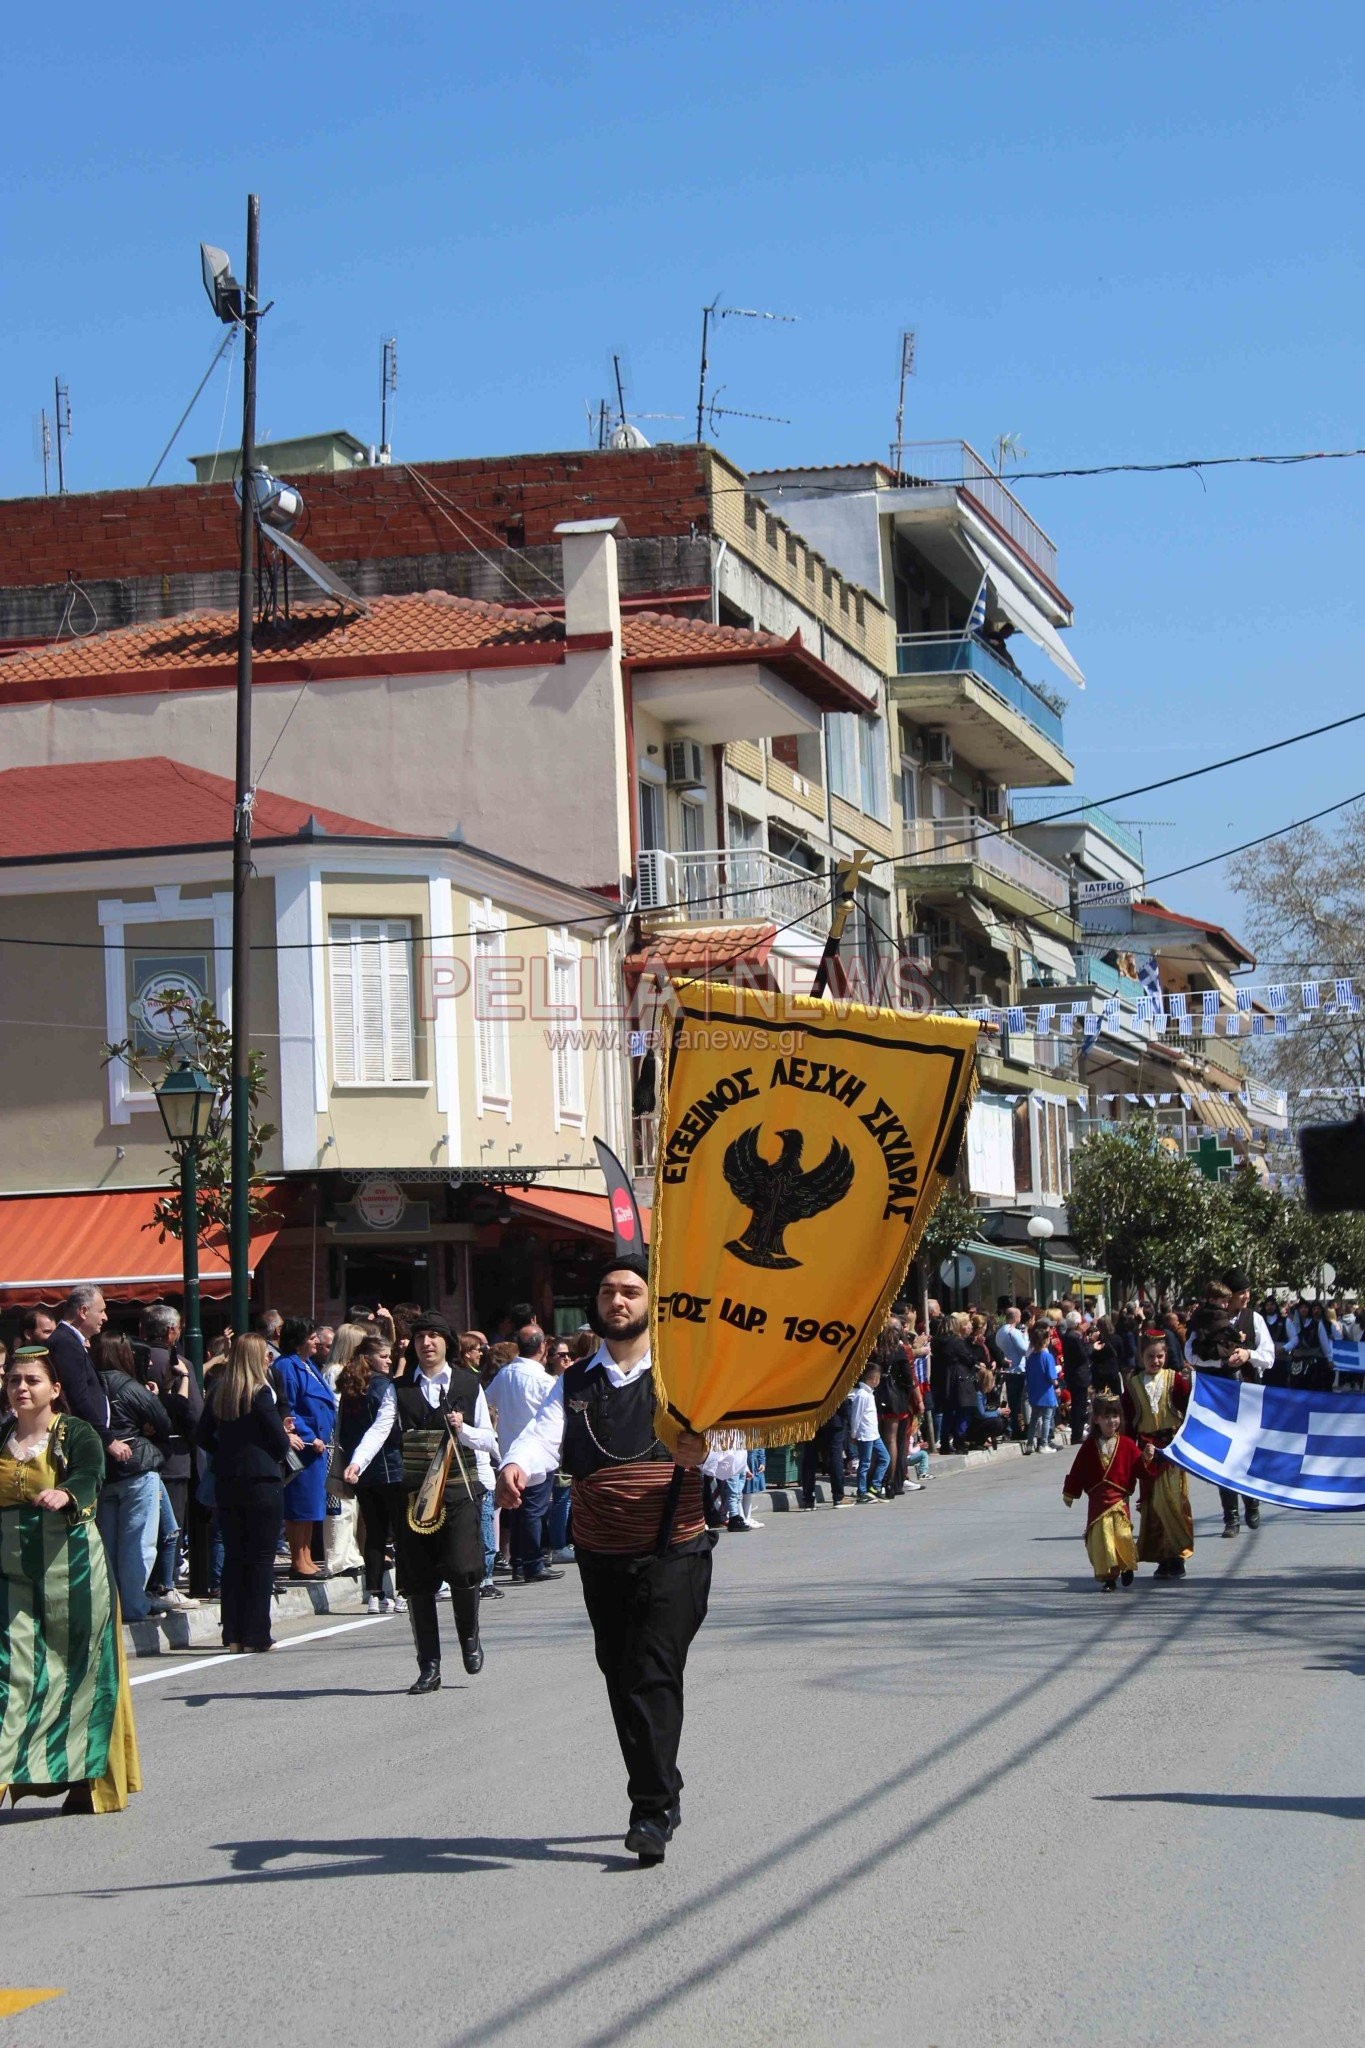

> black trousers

[
  {"left": 216, "top": 1477, "right": 284, "bottom": 1651},
  {"left": 396, "top": 1493, "right": 483, "bottom": 1668},
  {"left": 513, "top": 1474, "right": 555, "bottom": 1576},
  {"left": 356, "top": 1481, "right": 408, "bottom": 1596},
  {"left": 801, "top": 1419, "right": 848, "bottom": 1505},
  {"left": 577, "top": 1545, "right": 712, "bottom": 1825},
  {"left": 1218, "top": 1485, "right": 1254, "bottom": 1520}
]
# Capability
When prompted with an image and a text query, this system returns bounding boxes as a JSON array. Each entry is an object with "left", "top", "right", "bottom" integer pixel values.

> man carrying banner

[
  {"left": 1123, "top": 1330, "right": 1194, "bottom": 1578},
  {"left": 496, "top": 1254, "right": 710, "bottom": 1868}
]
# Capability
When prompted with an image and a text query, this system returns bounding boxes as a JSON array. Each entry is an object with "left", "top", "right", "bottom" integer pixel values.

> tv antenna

[
  {"left": 695, "top": 295, "right": 796, "bottom": 443},
  {"left": 34, "top": 409, "right": 53, "bottom": 496},
  {"left": 993, "top": 431, "right": 1027, "bottom": 473},
  {"left": 891, "top": 329, "right": 916, "bottom": 474},
  {"left": 588, "top": 352, "right": 685, "bottom": 450},
  {"left": 53, "top": 379, "right": 71, "bottom": 494},
  {"left": 380, "top": 336, "right": 397, "bottom": 464}
]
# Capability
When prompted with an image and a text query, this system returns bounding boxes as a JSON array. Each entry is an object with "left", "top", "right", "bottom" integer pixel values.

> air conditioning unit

[
  {"left": 982, "top": 784, "right": 1006, "bottom": 817},
  {"left": 664, "top": 740, "right": 707, "bottom": 791},
  {"left": 923, "top": 731, "right": 954, "bottom": 771}
]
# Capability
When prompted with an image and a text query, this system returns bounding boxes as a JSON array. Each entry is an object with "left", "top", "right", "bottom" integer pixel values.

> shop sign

[{"left": 354, "top": 1175, "right": 407, "bottom": 1231}]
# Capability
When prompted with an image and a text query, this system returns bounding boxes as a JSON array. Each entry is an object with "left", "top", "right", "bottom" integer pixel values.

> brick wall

[{"left": 0, "top": 445, "right": 711, "bottom": 591}]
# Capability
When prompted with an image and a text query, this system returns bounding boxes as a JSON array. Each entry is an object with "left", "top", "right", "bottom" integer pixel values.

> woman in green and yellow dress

[{"left": 0, "top": 1343, "right": 141, "bottom": 1814}]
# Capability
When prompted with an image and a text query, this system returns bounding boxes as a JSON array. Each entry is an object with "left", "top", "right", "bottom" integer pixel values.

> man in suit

[{"left": 48, "top": 1284, "right": 133, "bottom": 1468}]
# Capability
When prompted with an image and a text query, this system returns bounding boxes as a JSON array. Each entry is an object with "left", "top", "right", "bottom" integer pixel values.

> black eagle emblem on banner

[{"left": 722, "top": 1125, "right": 855, "bottom": 1270}]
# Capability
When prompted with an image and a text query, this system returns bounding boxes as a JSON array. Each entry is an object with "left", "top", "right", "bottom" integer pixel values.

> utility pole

[{"left": 229, "top": 195, "right": 261, "bottom": 1335}]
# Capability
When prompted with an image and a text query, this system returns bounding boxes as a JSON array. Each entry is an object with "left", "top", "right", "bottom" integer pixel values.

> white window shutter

[
  {"left": 357, "top": 930, "right": 387, "bottom": 1082},
  {"left": 330, "top": 921, "right": 358, "bottom": 1084},
  {"left": 384, "top": 924, "right": 414, "bottom": 1082}
]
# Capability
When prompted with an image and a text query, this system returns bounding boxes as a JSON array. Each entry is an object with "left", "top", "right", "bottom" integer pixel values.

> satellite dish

[
  {"left": 608, "top": 420, "right": 651, "bottom": 450},
  {"left": 261, "top": 524, "right": 368, "bottom": 615},
  {"left": 200, "top": 243, "right": 243, "bottom": 324}
]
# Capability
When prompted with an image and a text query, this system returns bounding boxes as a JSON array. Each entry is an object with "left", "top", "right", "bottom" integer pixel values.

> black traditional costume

[{"left": 393, "top": 1317, "right": 494, "bottom": 1693}]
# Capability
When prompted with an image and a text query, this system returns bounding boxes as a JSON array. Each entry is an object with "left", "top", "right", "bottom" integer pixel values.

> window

[
  {"left": 858, "top": 717, "right": 888, "bottom": 821},
  {"left": 549, "top": 941, "right": 585, "bottom": 1128},
  {"left": 638, "top": 777, "right": 665, "bottom": 852},
  {"left": 1027, "top": 1096, "right": 1071, "bottom": 1201},
  {"left": 473, "top": 923, "right": 511, "bottom": 1111},
  {"left": 329, "top": 920, "right": 416, "bottom": 1085},
  {"left": 826, "top": 713, "right": 888, "bottom": 821}
]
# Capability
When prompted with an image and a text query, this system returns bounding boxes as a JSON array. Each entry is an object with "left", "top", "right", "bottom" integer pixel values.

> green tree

[
  {"left": 919, "top": 1185, "right": 980, "bottom": 1277},
  {"left": 103, "top": 993, "right": 277, "bottom": 1245},
  {"left": 1067, "top": 1119, "right": 1213, "bottom": 1303}
]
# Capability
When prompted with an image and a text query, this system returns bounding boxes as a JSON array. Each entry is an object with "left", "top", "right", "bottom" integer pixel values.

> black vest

[
  {"left": 560, "top": 1358, "right": 667, "bottom": 1481},
  {"left": 394, "top": 1365, "right": 485, "bottom": 1497},
  {"left": 338, "top": 1372, "right": 404, "bottom": 1486}
]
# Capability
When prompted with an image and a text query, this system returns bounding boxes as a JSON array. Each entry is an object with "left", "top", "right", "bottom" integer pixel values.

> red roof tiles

[
  {"left": 625, "top": 924, "right": 778, "bottom": 975},
  {"left": 0, "top": 757, "right": 396, "bottom": 863},
  {"left": 0, "top": 592, "right": 868, "bottom": 713}
]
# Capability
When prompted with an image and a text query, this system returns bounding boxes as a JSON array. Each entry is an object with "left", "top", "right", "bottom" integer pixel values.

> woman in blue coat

[{"left": 272, "top": 1318, "right": 338, "bottom": 1579}]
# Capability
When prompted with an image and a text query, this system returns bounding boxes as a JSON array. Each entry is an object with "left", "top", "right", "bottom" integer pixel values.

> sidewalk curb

[
  {"left": 757, "top": 1438, "right": 1029, "bottom": 1512},
  {"left": 125, "top": 1575, "right": 367, "bottom": 1657}
]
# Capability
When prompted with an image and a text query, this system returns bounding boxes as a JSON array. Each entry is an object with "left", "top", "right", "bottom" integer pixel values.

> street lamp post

[
  {"left": 154, "top": 1057, "right": 217, "bottom": 1383},
  {"left": 1027, "top": 1213, "right": 1054, "bottom": 1310},
  {"left": 155, "top": 1055, "right": 216, "bottom": 1601}
]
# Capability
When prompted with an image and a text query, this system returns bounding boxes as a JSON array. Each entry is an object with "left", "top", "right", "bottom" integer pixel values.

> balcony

[
  {"left": 893, "top": 631, "right": 1071, "bottom": 788},
  {"left": 1012, "top": 794, "right": 1142, "bottom": 867},
  {"left": 899, "top": 815, "right": 1072, "bottom": 914},
  {"left": 637, "top": 846, "right": 831, "bottom": 936},
  {"left": 893, "top": 441, "right": 1060, "bottom": 589}
]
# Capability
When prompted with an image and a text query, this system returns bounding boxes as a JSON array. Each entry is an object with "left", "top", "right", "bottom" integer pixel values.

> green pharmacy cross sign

[{"left": 1192, "top": 1133, "right": 1235, "bottom": 1183}]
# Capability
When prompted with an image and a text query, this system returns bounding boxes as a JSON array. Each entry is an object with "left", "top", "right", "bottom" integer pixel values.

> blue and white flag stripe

[{"left": 1167, "top": 1371, "right": 1365, "bottom": 1511}]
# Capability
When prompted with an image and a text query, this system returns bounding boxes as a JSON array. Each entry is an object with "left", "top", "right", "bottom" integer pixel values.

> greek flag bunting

[
  {"left": 1167, "top": 1371, "right": 1365, "bottom": 1510},
  {"left": 1236, "top": 988, "right": 1253, "bottom": 1012},
  {"left": 1301, "top": 981, "right": 1320, "bottom": 1010},
  {"left": 1335, "top": 977, "right": 1358, "bottom": 1011},
  {"left": 1268, "top": 984, "right": 1287, "bottom": 1011}
]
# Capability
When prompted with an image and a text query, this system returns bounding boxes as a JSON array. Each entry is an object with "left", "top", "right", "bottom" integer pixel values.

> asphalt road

[{"left": 4, "top": 1451, "right": 1364, "bottom": 2048}]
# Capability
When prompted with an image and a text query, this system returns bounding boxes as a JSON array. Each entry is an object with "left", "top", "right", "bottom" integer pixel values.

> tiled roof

[
  {"left": 625, "top": 924, "right": 777, "bottom": 974},
  {"left": 0, "top": 591, "right": 794, "bottom": 691},
  {"left": 0, "top": 757, "right": 397, "bottom": 862}
]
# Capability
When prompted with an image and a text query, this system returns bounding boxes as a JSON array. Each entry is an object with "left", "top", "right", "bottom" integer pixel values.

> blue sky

[{"left": 3, "top": 1, "right": 1361, "bottom": 947}]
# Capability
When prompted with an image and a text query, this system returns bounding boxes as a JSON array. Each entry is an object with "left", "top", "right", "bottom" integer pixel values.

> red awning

[
  {"left": 506, "top": 1186, "right": 652, "bottom": 1243},
  {"left": 0, "top": 1186, "right": 287, "bottom": 1307}
]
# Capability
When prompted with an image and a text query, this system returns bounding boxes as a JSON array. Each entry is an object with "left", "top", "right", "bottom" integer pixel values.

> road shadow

[
  {"left": 175, "top": 1687, "right": 408, "bottom": 1707},
  {"left": 1098, "top": 1792, "right": 1365, "bottom": 1821},
  {"left": 68, "top": 1833, "right": 636, "bottom": 1892}
]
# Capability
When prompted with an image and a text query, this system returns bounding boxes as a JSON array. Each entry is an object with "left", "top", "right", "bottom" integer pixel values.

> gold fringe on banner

[{"left": 648, "top": 982, "right": 981, "bottom": 1451}]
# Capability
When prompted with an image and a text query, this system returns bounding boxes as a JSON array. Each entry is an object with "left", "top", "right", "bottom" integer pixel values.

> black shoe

[
  {"left": 726, "top": 1515, "right": 750, "bottom": 1532},
  {"left": 461, "top": 1638, "right": 484, "bottom": 1676},
  {"left": 1121, "top": 1570, "right": 1135, "bottom": 1587},
  {"left": 408, "top": 1661, "right": 441, "bottom": 1695},
  {"left": 624, "top": 1818, "right": 668, "bottom": 1865},
  {"left": 479, "top": 1582, "right": 505, "bottom": 1600},
  {"left": 1101, "top": 1578, "right": 1117, "bottom": 1592},
  {"left": 1171, "top": 1557, "right": 1187, "bottom": 1578},
  {"left": 521, "top": 1568, "right": 564, "bottom": 1583},
  {"left": 1153, "top": 1561, "right": 1170, "bottom": 1579},
  {"left": 1245, "top": 1502, "right": 1260, "bottom": 1529},
  {"left": 1222, "top": 1516, "right": 1240, "bottom": 1537}
]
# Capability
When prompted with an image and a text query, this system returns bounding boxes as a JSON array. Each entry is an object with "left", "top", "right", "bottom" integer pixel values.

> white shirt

[
  {"left": 1183, "top": 1310, "right": 1274, "bottom": 1376},
  {"left": 501, "top": 1341, "right": 653, "bottom": 1484},
  {"left": 406, "top": 1364, "right": 498, "bottom": 1491},
  {"left": 485, "top": 1358, "right": 558, "bottom": 1462},
  {"left": 846, "top": 1383, "right": 879, "bottom": 1442}
]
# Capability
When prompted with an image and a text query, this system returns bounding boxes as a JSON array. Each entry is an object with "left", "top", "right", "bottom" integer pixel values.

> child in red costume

[{"left": 1062, "top": 1391, "right": 1142, "bottom": 1591}]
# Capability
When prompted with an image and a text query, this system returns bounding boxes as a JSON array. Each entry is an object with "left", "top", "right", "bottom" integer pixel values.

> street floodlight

[
  {"left": 154, "top": 1056, "right": 216, "bottom": 1150},
  {"left": 234, "top": 467, "right": 303, "bottom": 533},
  {"left": 200, "top": 242, "right": 244, "bottom": 324}
]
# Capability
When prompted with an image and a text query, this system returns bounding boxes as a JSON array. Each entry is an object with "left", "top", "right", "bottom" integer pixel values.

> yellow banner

[{"left": 650, "top": 983, "right": 979, "bottom": 1446}]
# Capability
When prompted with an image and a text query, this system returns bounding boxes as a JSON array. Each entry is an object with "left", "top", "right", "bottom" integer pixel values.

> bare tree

[{"left": 1230, "top": 805, "right": 1365, "bottom": 1121}]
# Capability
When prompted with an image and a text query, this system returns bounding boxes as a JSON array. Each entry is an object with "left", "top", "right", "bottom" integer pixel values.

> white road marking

[{"left": 129, "top": 1613, "right": 392, "bottom": 1685}]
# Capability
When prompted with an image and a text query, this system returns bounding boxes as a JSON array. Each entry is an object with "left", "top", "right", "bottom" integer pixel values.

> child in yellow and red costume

[{"left": 1061, "top": 1391, "right": 1142, "bottom": 1592}]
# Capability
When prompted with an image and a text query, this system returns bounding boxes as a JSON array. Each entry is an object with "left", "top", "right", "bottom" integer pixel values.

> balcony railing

[
  {"left": 1011, "top": 794, "right": 1142, "bottom": 866},
  {"left": 637, "top": 846, "right": 832, "bottom": 936},
  {"left": 900, "top": 815, "right": 1071, "bottom": 910},
  {"left": 892, "top": 440, "right": 1059, "bottom": 587},
  {"left": 895, "top": 630, "right": 1065, "bottom": 749}
]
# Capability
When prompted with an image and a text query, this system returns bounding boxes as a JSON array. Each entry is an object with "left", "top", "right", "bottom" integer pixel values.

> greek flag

[
  {"left": 1167, "top": 1371, "right": 1365, "bottom": 1511},
  {"left": 1332, "top": 1339, "right": 1365, "bottom": 1383},
  {"left": 968, "top": 576, "right": 988, "bottom": 634}
]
